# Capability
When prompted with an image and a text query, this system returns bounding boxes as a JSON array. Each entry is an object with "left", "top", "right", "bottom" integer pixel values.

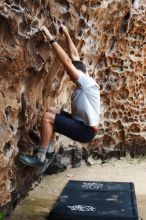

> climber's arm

[
  {"left": 41, "top": 26, "right": 79, "bottom": 81},
  {"left": 60, "top": 24, "right": 80, "bottom": 61}
]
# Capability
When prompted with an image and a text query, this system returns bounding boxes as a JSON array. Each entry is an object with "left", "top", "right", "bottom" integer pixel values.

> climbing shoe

[{"left": 19, "top": 155, "right": 46, "bottom": 168}]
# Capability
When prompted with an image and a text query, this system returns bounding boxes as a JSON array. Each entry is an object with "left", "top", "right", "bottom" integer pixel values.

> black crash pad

[{"left": 48, "top": 180, "right": 139, "bottom": 220}]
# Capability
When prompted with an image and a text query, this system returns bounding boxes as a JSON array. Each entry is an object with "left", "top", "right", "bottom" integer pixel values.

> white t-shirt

[{"left": 71, "top": 72, "right": 100, "bottom": 126}]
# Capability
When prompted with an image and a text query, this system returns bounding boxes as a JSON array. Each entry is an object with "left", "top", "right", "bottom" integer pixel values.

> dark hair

[{"left": 72, "top": 60, "right": 86, "bottom": 73}]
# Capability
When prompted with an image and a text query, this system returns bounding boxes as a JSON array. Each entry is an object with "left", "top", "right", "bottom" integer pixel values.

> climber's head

[{"left": 72, "top": 60, "right": 86, "bottom": 74}]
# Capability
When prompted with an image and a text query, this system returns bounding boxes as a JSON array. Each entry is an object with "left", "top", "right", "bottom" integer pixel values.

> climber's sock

[
  {"left": 46, "top": 143, "right": 55, "bottom": 159},
  {"left": 47, "top": 145, "right": 54, "bottom": 153},
  {"left": 36, "top": 146, "right": 47, "bottom": 162}
]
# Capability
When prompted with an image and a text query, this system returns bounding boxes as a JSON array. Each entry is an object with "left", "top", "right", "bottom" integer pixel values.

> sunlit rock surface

[{"left": 0, "top": 0, "right": 146, "bottom": 215}]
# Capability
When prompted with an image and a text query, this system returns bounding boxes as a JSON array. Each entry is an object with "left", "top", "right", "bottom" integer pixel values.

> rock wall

[{"left": 0, "top": 0, "right": 146, "bottom": 216}]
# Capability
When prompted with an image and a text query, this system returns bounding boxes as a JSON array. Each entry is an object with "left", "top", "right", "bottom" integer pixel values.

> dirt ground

[{"left": 11, "top": 157, "right": 146, "bottom": 220}]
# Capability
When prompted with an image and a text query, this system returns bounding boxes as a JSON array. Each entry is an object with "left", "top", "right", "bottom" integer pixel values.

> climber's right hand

[
  {"left": 40, "top": 25, "right": 54, "bottom": 41},
  {"left": 40, "top": 25, "right": 48, "bottom": 34},
  {"left": 60, "top": 24, "right": 69, "bottom": 36}
]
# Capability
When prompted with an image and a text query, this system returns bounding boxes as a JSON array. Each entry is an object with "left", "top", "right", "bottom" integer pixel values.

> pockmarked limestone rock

[{"left": 0, "top": 0, "right": 146, "bottom": 216}]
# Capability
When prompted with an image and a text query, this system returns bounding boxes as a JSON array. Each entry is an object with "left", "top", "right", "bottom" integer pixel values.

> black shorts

[
  {"left": 72, "top": 60, "right": 86, "bottom": 73},
  {"left": 54, "top": 111, "right": 96, "bottom": 143}
]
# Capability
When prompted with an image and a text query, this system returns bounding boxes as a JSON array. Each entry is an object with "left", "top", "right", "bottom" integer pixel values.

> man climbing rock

[{"left": 19, "top": 25, "right": 100, "bottom": 168}]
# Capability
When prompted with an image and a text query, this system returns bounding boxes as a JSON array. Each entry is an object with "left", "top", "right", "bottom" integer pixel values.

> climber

[{"left": 19, "top": 24, "right": 100, "bottom": 168}]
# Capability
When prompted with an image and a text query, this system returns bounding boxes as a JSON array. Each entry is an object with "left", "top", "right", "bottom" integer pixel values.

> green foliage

[{"left": 0, "top": 212, "right": 4, "bottom": 220}]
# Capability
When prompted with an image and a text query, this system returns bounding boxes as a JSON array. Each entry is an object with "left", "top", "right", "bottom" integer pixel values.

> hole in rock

[
  {"left": 122, "top": 116, "right": 128, "bottom": 123},
  {"left": 129, "top": 123, "right": 140, "bottom": 133},
  {"left": 0, "top": 15, "right": 14, "bottom": 46},
  {"left": 31, "top": 20, "right": 39, "bottom": 29},
  {"left": 3, "top": 141, "right": 11, "bottom": 156},
  {"left": 17, "top": 135, "right": 33, "bottom": 154},
  {"left": 118, "top": 88, "right": 129, "bottom": 100},
  {"left": 17, "top": 93, "right": 27, "bottom": 127},
  {"left": 56, "top": 135, "right": 59, "bottom": 141},
  {"left": 107, "top": 36, "right": 116, "bottom": 53},
  {"left": 10, "top": 125, "right": 14, "bottom": 132},
  {"left": 79, "top": 18, "right": 87, "bottom": 30},
  {"left": 104, "top": 112, "right": 110, "bottom": 119},
  {"left": 118, "top": 112, "right": 123, "bottom": 118},
  {"left": 11, "top": 4, "right": 22, "bottom": 11},
  {"left": 89, "top": 60, "right": 92, "bottom": 65},
  {"left": 28, "top": 129, "right": 40, "bottom": 145},
  {"left": 132, "top": 0, "right": 135, "bottom": 4},
  {"left": 33, "top": 0, "right": 42, "bottom": 7},
  {"left": 121, "top": 105, "right": 125, "bottom": 110},
  {"left": 19, "top": 20, "right": 28, "bottom": 34},
  {"left": 102, "top": 95, "right": 110, "bottom": 106},
  {"left": 5, "top": 0, "right": 11, "bottom": 4},
  {"left": 104, "top": 121, "right": 109, "bottom": 127},
  {"left": 100, "top": 84, "right": 103, "bottom": 90},
  {"left": 61, "top": 11, "right": 71, "bottom": 22},
  {"left": 114, "top": 130, "right": 125, "bottom": 143},
  {"left": 14, "top": 0, "right": 21, "bottom": 5},
  {"left": 36, "top": 102, "right": 40, "bottom": 110},
  {"left": 105, "top": 84, "right": 111, "bottom": 91},
  {"left": 33, "top": 125, "right": 38, "bottom": 131},
  {"left": 129, "top": 118, "right": 134, "bottom": 122},
  {"left": 115, "top": 120, "right": 124, "bottom": 130},
  {"left": 25, "top": 67, "right": 38, "bottom": 77},
  {"left": 103, "top": 135, "right": 114, "bottom": 146},
  {"left": 56, "top": 0, "right": 70, "bottom": 10},
  {"left": 5, "top": 106, "right": 12, "bottom": 119},
  {"left": 111, "top": 112, "right": 117, "bottom": 119},
  {"left": 10, "top": 179, "right": 16, "bottom": 192},
  {"left": 91, "top": 2, "right": 101, "bottom": 7}
]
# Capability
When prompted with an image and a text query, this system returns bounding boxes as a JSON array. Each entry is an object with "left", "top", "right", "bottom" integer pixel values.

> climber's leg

[
  {"left": 40, "top": 107, "right": 60, "bottom": 146},
  {"left": 19, "top": 108, "right": 95, "bottom": 168},
  {"left": 19, "top": 108, "right": 59, "bottom": 168}
]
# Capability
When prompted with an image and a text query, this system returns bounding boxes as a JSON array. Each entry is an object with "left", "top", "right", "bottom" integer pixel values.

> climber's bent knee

[
  {"left": 42, "top": 111, "right": 56, "bottom": 124},
  {"left": 47, "top": 106, "right": 61, "bottom": 114}
]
